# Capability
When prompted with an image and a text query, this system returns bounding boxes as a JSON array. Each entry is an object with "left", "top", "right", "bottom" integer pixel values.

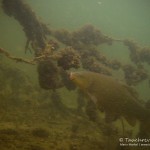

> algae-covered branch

[{"left": 1, "top": 0, "right": 150, "bottom": 90}]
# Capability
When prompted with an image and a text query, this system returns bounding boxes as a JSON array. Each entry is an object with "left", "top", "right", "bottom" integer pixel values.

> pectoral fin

[
  {"left": 87, "top": 92, "right": 97, "bottom": 104},
  {"left": 86, "top": 92, "right": 105, "bottom": 112}
]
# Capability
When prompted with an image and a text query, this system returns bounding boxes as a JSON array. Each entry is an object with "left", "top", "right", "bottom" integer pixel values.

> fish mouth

[{"left": 69, "top": 72, "right": 75, "bottom": 80}]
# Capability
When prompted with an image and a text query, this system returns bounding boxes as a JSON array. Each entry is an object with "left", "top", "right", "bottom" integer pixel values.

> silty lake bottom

[{"left": 0, "top": 0, "right": 150, "bottom": 149}]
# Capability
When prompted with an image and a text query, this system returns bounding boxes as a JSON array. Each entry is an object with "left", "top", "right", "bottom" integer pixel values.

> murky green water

[
  {"left": 1, "top": 0, "right": 150, "bottom": 98},
  {"left": 0, "top": 0, "right": 150, "bottom": 149}
]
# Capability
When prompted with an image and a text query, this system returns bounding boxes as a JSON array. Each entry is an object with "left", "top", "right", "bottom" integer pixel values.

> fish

[{"left": 69, "top": 71, "right": 150, "bottom": 132}]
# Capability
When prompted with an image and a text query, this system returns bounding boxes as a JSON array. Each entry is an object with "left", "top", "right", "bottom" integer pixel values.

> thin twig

[
  {"left": 0, "top": 47, "right": 35, "bottom": 65},
  {"left": 0, "top": 47, "right": 61, "bottom": 65}
]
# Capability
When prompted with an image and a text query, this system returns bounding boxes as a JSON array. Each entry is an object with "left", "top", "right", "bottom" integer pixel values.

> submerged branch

[
  {"left": 0, "top": 47, "right": 58, "bottom": 65},
  {"left": 0, "top": 48, "right": 35, "bottom": 65},
  {"left": 1, "top": 0, "right": 150, "bottom": 88},
  {"left": 2, "top": 0, "right": 51, "bottom": 56}
]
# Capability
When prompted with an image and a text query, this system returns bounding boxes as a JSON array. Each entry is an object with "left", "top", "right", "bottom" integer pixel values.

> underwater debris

[
  {"left": 2, "top": 0, "right": 150, "bottom": 92},
  {"left": 47, "top": 40, "right": 59, "bottom": 51},
  {"left": 108, "top": 59, "right": 121, "bottom": 70},
  {"left": 37, "top": 59, "right": 63, "bottom": 90},
  {"left": 72, "top": 24, "right": 113, "bottom": 46},
  {"left": 53, "top": 29, "right": 72, "bottom": 46},
  {"left": 2, "top": 0, "right": 150, "bottom": 87},
  {"left": 139, "top": 47, "right": 150, "bottom": 64},
  {"left": 123, "top": 39, "right": 141, "bottom": 66},
  {"left": 37, "top": 46, "right": 80, "bottom": 90},
  {"left": 82, "top": 56, "right": 112, "bottom": 75},
  {"left": 0, "top": 48, "right": 35, "bottom": 65},
  {"left": 53, "top": 24, "right": 113, "bottom": 47},
  {"left": 123, "top": 39, "right": 150, "bottom": 67},
  {"left": 123, "top": 64, "right": 148, "bottom": 85},
  {"left": 52, "top": 25, "right": 122, "bottom": 77},
  {"left": 2, "top": 0, "right": 51, "bottom": 55},
  {"left": 57, "top": 47, "right": 80, "bottom": 70}
]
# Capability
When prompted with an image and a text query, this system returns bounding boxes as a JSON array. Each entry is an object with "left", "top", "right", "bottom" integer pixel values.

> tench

[{"left": 70, "top": 71, "right": 150, "bottom": 129}]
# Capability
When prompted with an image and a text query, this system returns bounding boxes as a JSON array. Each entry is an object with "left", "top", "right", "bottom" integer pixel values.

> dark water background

[{"left": 0, "top": 0, "right": 150, "bottom": 99}]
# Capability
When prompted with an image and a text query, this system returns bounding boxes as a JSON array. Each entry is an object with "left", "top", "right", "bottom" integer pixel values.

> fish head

[{"left": 69, "top": 72, "right": 90, "bottom": 90}]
